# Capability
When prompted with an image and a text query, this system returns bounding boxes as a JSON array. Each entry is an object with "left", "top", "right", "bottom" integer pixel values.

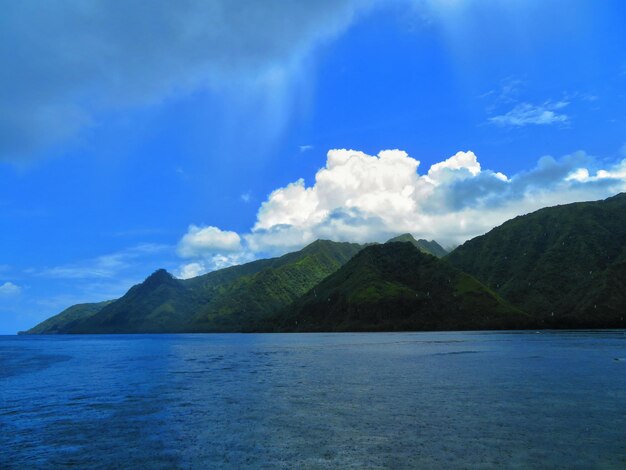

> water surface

[{"left": 2, "top": 331, "right": 626, "bottom": 468}]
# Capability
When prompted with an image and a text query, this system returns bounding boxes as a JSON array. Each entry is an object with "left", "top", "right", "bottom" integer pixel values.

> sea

[{"left": 1, "top": 331, "right": 626, "bottom": 469}]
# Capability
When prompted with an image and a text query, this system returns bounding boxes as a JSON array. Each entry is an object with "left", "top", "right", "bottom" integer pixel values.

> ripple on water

[{"left": 1, "top": 331, "right": 626, "bottom": 469}]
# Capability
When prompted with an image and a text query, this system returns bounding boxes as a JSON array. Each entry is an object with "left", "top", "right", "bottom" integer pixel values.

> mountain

[
  {"left": 446, "top": 193, "right": 626, "bottom": 328},
  {"left": 386, "top": 233, "right": 448, "bottom": 257},
  {"left": 67, "top": 269, "right": 195, "bottom": 333},
  {"left": 269, "top": 242, "right": 528, "bottom": 332},
  {"left": 25, "top": 240, "right": 363, "bottom": 334},
  {"left": 22, "top": 300, "right": 113, "bottom": 334}
]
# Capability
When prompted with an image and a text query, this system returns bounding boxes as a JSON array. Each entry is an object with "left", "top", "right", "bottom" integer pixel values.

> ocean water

[{"left": 1, "top": 331, "right": 626, "bottom": 469}]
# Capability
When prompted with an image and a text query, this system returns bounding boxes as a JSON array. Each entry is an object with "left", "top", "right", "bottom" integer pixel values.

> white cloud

[
  {"left": 0, "top": 282, "right": 21, "bottom": 296},
  {"left": 245, "top": 148, "right": 517, "bottom": 251},
  {"left": 566, "top": 160, "right": 626, "bottom": 182},
  {"left": 565, "top": 168, "right": 590, "bottom": 182},
  {"left": 253, "top": 149, "right": 424, "bottom": 235},
  {"left": 177, "top": 262, "right": 206, "bottom": 280},
  {"left": 178, "top": 225, "right": 242, "bottom": 258},
  {"left": 490, "top": 101, "right": 569, "bottom": 127},
  {"left": 299, "top": 145, "right": 314, "bottom": 153},
  {"left": 240, "top": 192, "right": 252, "bottom": 203},
  {"left": 426, "top": 150, "right": 483, "bottom": 184}
]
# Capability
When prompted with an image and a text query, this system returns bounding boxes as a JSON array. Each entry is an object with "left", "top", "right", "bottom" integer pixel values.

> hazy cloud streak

[{"left": 0, "top": 0, "right": 370, "bottom": 161}]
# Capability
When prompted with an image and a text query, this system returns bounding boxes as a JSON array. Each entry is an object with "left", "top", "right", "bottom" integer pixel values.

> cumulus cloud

[
  {"left": 0, "top": 0, "right": 371, "bottom": 160},
  {"left": 0, "top": 282, "right": 21, "bottom": 296},
  {"left": 566, "top": 159, "right": 626, "bottom": 183},
  {"left": 489, "top": 101, "right": 569, "bottom": 127},
  {"left": 245, "top": 149, "right": 521, "bottom": 250},
  {"left": 178, "top": 225, "right": 242, "bottom": 258}
]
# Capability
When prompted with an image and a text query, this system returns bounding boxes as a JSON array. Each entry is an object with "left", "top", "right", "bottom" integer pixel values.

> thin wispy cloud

[
  {"left": 489, "top": 101, "right": 570, "bottom": 127},
  {"left": 299, "top": 145, "right": 314, "bottom": 153},
  {"left": 37, "top": 244, "right": 169, "bottom": 280},
  {"left": 33, "top": 276, "right": 144, "bottom": 313}
]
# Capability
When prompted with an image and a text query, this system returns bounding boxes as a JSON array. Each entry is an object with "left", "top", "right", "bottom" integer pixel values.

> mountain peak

[
  {"left": 306, "top": 239, "right": 333, "bottom": 247},
  {"left": 386, "top": 234, "right": 448, "bottom": 258},
  {"left": 387, "top": 233, "right": 417, "bottom": 243},
  {"left": 142, "top": 269, "right": 178, "bottom": 288}
]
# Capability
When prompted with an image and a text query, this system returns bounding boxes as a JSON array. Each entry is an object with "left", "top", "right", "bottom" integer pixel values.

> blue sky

[{"left": 2, "top": 0, "right": 626, "bottom": 333}]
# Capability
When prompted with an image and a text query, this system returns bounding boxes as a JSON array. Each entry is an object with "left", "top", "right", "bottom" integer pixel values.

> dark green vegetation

[
  {"left": 24, "top": 193, "right": 626, "bottom": 334},
  {"left": 447, "top": 193, "right": 626, "bottom": 328},
  {"left": 386, "top": 233, "right": 448, "bottom": 257},
  {"left": 271, "top": 242, "right": 527, "bottom": 331}
]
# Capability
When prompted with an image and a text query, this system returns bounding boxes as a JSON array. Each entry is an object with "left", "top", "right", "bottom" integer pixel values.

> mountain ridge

[{"left": 386, "top": 233, "right": 448, "bottom": 257}]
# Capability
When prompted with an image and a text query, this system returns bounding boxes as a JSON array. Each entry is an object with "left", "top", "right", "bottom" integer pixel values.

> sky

[{"left": 1, "top": 0, "right": 626, "bottom": 334}]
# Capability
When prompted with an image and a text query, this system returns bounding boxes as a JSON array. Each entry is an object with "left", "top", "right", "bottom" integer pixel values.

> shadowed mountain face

[
  {"left": 386, "top": 234, "right": 448, "bottom": 257},
  {"left": 26, "top": 240, "right": 364, "bottom": 334},
  {"left": 269, "top": 242, "right": 528, "bottom": 332},
  {"left": 446, "top": 193, "right": 626, "bottom": 328}
]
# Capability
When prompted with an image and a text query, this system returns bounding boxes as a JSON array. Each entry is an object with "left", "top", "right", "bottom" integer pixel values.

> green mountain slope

[
  {"left": 386, "top": 233, "right": 448, "bottom": 257},
  {"left": 190, "top": 240, "right": 363, "bottom": 331},
  {"left": 270, "top": 242, "right": 528, "bottom": 332},
  {"left": 23, "top": 300, "right": 114, "bottom": 334},
  {"left": 446, "top": 193, "right": 626, "bottom": 328},
  {"left": 30, "top": 240, "right": 363, "bottom": 334}
]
